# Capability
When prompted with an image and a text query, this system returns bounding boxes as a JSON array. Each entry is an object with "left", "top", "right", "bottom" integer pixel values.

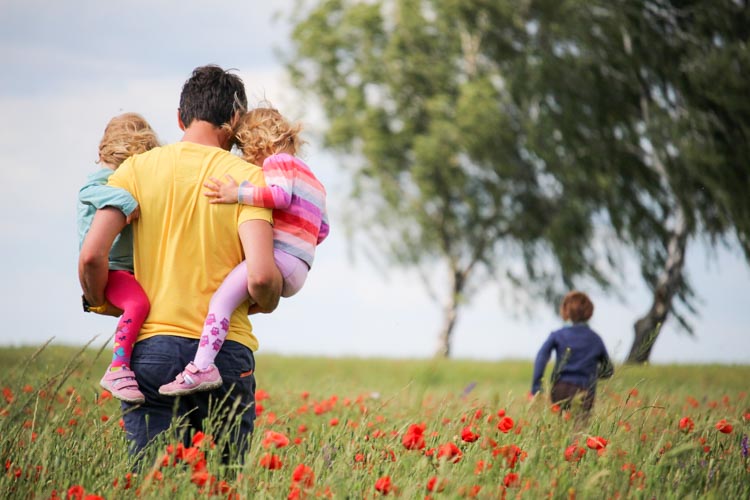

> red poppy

[
  {"left": 497, "top": 416, "right": 514, "bottom": 433},
  {"left": 192, "top": 431, "right": 214, "bottom": 449},
  {"left": 495, "top": 444, "right": 525, "bottom": 469},
  {"left": 564, "top": 444, "right": 586, "bottom": 462},
  {"left": 461, "top": 426, "right": 480, "bottom": 443},
  {"left": 715, "top": 419, "right": 733, "bottom": 434},
  {"left": 66, "top": 485, "right": 85, "bottom": 500},
  {"left": 402, "top": 423, "right": 426, "bottom": 450},
  {"left": 382, "top": 448, "right": 397, "bottom": 462},
  {"left": 374, "top": 476, "right": 392, "bottom": 495},
  {"left": 191, "top": 470, "right": 211, "bottom": 487},
  {"left": 474, "top": 459, "right": 487, "bottom": 474},
  {"left": 586, "top": 436, "right": 608, "bottom": 450},
  {"left": 2, "top": 387, "right": 14, "bottom": 404},
  {"left": 436, "top": 442, "right": 463, "bottom": 463},
  {"left": 182, "top": 446, "right": 206, "bottom": 469},
  {"left": 426, "top": 476, "right": 447, "bottom": 492},
  {"left": 262, "top": 430, "right": 290, "bottom": 449},
  {"left": 503, "top": 472, "right": 520, "bottom": 487},
  {"left": 292, "top": 463, "right": 315, "bottom": 488},
  {"left": 259, "top": 453, "right": 283, "bottom": 470},
  {"left": 678, "top": 417, "right": 694, "bottom": 433}
]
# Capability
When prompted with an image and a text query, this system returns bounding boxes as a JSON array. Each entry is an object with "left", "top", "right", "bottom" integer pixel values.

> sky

[{"left": 0, "top": 0, "right": 748, "bottom": 365}]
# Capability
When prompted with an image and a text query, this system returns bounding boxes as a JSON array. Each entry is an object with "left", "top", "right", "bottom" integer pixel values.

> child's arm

[
  {"left": 597, "top": 350, "right": 614, "bottom": 379},
  {"left": 530, "top": 334, "right": 556, "bottom": 395},
  {"left": 204, "top": 156, "right": 295, "bottom": 209},
  {"left": 79, "top": 183, "right": 138, "bottom": 218},
  {"left": 204, "top": 175, "right": 240, "bottom": 203}
]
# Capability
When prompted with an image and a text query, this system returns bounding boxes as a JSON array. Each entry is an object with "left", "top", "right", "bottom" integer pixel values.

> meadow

[{"left": 1, "top": 343, "right": 748, "bottom": 499}]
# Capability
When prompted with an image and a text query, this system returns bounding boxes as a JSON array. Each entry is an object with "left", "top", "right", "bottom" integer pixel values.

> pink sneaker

[
  {"left": 158, "top": 362, "right": 223, "bottom": 396},
  {"left": 100, "top": 367, "right": 145, "bottom": 404}
]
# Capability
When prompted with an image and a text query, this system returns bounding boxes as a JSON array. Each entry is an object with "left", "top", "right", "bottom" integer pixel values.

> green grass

[{"left": 1, "top": 344, "right": 748, "bottom": 499}]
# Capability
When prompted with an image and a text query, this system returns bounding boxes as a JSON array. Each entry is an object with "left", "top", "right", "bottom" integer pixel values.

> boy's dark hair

[
  {"left": 559, "top": 291, "right": 594, "bottom": 323},
  {"left": 179, "top": 65, "right": 247, "bottom": 128}
]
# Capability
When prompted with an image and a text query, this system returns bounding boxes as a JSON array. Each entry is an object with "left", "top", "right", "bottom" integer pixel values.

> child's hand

[{"left": 204, "top": 175, "right": 239, "bottom": 204}]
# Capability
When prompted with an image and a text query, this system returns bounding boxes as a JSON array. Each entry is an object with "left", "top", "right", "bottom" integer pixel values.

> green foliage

[
  {"left": 285, "top": 0, "right": 750, "bottom": 357},
  {"left": 1, "top": 345, "right": 749, "bottom": 498}
]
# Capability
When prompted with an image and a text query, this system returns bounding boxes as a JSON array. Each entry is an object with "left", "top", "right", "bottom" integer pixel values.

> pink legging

[
  {"left": 193, "top": 251, "right": 308, "bottom": 370},
  {"left": 104, "top": 270, "right": 150, "bottom": 369}
]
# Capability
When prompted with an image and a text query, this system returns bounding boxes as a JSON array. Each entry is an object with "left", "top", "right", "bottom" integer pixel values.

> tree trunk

[
  {"left": 434, "top": 269, "right": 464, "bottom": 358},
  {"left": 434, "top": 297, "right": 459, "bottom": 358},
  {"left": 626, "top": 208, "right": 688, "bottom": 363}
]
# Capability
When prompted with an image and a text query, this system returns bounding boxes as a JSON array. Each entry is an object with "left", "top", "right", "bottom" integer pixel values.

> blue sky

[{"left": 0, "top": 0, "right": 748, "bottom": 365}]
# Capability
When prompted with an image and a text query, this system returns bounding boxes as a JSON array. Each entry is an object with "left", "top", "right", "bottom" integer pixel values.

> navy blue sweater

[{"left": 531, "top": 323, "right": 613, "bottom": 394}]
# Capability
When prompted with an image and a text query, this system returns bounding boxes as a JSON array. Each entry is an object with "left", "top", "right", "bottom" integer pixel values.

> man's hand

[
  {"left": 99, "top": 302, "right": 124, "bottom": 317},
  {"left": 204, "top": 175, "right": 240, "bottom": 204},
  {"left": 84, "top": 298, "right": 123, "bottom": 317},
  {"left": 239, "top": 220, "right": 282, "bottom": 313},
  {"left": 125, "top": 205, "right": 140, "bottom": 224}
]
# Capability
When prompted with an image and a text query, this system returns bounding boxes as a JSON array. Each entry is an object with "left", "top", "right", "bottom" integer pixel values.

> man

[{"left": 79, "top": 65, "right": 282, "bottom": 462}]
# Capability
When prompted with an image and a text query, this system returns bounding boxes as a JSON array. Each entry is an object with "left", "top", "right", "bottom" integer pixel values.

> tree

[
  {"left": 285, "top": 0, "right": 750, "bottom": 360},
  {"left": 491, "top": 0, "right": 750, "bottom": 362},
  {"left": 285, "top": 0, "right": 613, "bottom": 356}
]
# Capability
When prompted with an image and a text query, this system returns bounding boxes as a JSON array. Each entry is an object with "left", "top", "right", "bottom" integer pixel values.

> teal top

[{"left": 77, "top": 168, "right": 139, "bottom": 272}]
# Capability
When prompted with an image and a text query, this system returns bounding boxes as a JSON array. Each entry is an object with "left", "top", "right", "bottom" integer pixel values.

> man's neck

[{"left": 181, "top": 120, "right": 229, "bottom": 149}]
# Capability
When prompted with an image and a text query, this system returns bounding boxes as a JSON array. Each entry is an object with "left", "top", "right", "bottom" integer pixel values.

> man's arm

[
  {"left": 79, "top": 207, "right": 127, "bottom": 308},
  {"left": 239, "top": 219, "right": 282, "bottom": 313}
]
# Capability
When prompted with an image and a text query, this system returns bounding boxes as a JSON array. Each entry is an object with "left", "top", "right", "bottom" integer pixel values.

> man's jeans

[{"left": 122, "top": 336, "right": 256, "bottom": 463}]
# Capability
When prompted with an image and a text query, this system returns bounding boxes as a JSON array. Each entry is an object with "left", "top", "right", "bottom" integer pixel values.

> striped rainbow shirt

[{"left": 238, "top": 153, "right": 329, "bottom": 267}]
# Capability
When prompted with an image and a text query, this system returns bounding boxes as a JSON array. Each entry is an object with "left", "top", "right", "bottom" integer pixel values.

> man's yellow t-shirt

[{"left": 108, "top": 142, "right": 272, "bottom": 351}]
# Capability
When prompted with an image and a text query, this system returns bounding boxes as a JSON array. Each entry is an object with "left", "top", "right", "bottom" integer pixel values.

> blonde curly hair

[
  {"left": 98, "top": 113, "right": 159, "bottom": 168},
  {"left": 233, "top": 107, "right": 303, "bottom": 165}
]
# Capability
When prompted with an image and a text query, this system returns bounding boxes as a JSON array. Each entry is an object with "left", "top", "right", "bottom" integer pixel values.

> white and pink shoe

[
  {"left": 158, "top": 362, "right": 223, "bottom": 396},
  {"left": 100, "top": 367, "right": 145, "bottom": 404}
]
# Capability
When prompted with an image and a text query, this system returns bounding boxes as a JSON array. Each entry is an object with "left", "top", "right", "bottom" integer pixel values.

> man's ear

[{"left": 177, "top": 109, "right": 186, "bottom": 131}]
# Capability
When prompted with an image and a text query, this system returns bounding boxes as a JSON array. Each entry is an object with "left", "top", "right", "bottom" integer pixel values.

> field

[{"left": 1, "top": 343, "right": 748, "bottom": 499}]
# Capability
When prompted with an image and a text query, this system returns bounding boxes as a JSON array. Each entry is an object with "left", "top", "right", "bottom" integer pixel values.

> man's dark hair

[{"left": 179, "top": 65, "right": 248, "bottom": 128}]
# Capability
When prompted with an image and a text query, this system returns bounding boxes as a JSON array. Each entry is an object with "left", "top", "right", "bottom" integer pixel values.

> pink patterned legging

[
  {"left": 104, "top": 270, "right": 150, "bottom": 369},
  {"left": 193, "top": 251, "right": 308, "bottom": 370}
]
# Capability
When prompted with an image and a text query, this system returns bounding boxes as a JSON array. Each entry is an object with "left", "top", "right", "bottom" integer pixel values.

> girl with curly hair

[
  {"left": 159, "top": 106, "right": 329, "bottom": 396},
  {"left": 78, "top": 113, "right": 159, "bottom": 404}
]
